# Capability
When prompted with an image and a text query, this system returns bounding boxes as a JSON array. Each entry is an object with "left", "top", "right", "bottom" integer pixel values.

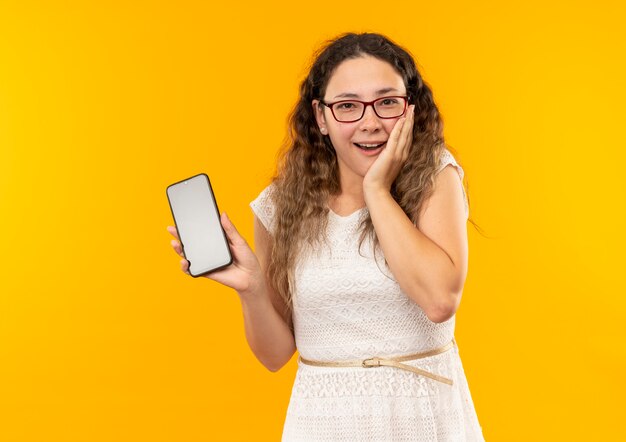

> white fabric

[{"left": 250, "top": 149, "right": 483, "bottom": 441}]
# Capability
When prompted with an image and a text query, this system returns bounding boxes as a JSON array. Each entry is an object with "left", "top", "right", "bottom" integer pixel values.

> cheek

[
  {"left": 329, "top": 125, "right": 357, "bottom": 146},
  {"left": 382, "top": 119, "right": 400, "bottom": 134}
]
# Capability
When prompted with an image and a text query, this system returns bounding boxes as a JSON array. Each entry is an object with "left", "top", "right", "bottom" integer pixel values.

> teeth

[{"left": 356, "top": 142, "right": 385, "bottom": 148}]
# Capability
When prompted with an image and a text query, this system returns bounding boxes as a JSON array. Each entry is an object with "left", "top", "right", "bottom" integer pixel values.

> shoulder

[
  {"left": 250, "top": 182, "right": 277, "bottom": 234},
  {"left": 437, "top": 148, "right": 464, "bottom": 181},
  {"left": 434, "top": 148, "right": 468, "bottom": 218},
  {"left": 420, "top": 161, "right": 467, "bottom": 224}
]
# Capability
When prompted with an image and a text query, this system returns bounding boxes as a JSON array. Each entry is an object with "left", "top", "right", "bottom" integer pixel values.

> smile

[{"left": 354, "top": 142, "right": 386, "bottom": 151}]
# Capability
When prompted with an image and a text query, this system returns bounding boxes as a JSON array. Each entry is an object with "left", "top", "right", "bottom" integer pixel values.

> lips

[{"left": 354, "top": 141, "right": 386, "bottom": 151}]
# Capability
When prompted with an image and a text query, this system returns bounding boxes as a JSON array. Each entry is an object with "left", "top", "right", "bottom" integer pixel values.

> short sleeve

[
  {"left": 250, "top": 183, "right": 276, "bottom": 234},
  {"left": 438, "top": 149, "right": 470, "bottom": 219}
]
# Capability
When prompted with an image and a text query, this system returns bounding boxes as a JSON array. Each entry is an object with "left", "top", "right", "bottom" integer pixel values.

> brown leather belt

[{"left": 298, "top": 338, "right": 456, "bottom": 386}]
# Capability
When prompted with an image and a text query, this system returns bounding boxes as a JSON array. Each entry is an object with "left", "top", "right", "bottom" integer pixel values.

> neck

[{"left": 332, "top": 169, "right": 365, "bottom": 209}]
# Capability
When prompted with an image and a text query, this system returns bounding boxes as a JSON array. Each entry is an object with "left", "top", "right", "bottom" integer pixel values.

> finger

[
  {"left": 171, "top": 239, "right": 184, "bottom": 257},
  {"left": 402, "top": 132, "right": 413, "bottom": 163},
  {"left": 387, "top": 117, "right": 406, "bottom": 153},
  {"left": 221, "top": 212, "right": 248, "bottom": 247},
  {"left": 167, "top": 226, "right": 180, "bottom": 241},
  {"left": 400, "top": 105, "right": 415, "bottom": 156},
  {"left": 180, "top": 258, "right": 191, "bottom": 275},
  {"left": 400, "top": 106, "right": 413, "bottom": 138},
  {"left": 394, "top": 106, "right": 413, "bottom": 160}
]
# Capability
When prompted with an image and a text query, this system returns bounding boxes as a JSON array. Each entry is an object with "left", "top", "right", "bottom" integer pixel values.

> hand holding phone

[
  {"left": 166, "top": 174, "right": 264, "bottom": 294},
  {"left": 167, "top": 174, "right": 233, "bottom": 276}
]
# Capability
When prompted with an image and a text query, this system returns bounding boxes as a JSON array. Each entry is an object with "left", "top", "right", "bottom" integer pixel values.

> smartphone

[{"left": 166, "top": 173, "right": 233, "bottom": 277}]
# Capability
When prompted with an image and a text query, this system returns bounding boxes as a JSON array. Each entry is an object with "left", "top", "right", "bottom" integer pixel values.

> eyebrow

[{"left": 332, "top": 87, "right": 400, "bottom": 100}]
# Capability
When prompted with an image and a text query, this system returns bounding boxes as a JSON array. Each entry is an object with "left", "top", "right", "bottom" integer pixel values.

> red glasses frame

[{"left": 320, "top": 95, "right": 409, "bottom": 123}]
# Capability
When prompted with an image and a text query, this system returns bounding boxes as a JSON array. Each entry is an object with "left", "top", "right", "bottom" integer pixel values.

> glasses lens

[
  {"left": 374, "top": 97, "right": 406, "bottom": 118},
  {"left": 331, "top": 101, "right": 364, "bottom": 122}
]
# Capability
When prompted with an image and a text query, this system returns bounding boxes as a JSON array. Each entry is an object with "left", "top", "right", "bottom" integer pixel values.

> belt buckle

[{"left": 362, "top": 357, "right": 382, "bottom": 368}]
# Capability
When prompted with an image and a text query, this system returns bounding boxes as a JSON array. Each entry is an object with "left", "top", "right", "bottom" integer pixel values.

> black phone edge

[{"left": 165, "top": 172, "right": 234, "bottom": 278}]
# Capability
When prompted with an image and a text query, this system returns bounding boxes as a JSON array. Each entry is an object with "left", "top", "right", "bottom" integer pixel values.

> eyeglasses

[{"left": 320, "top": 96, "right": 409, "bottom": 123}]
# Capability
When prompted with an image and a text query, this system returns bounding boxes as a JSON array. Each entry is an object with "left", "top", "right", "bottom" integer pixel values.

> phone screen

[{"left": 166, "top": 174, "right": 232, "bottom": 277}]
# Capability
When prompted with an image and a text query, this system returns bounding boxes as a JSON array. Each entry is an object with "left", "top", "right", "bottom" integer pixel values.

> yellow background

[{"left": 1, "top": 1, "right": 625, "bottom": 440}]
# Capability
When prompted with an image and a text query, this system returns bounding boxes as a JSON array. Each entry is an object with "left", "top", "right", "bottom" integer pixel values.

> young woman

[{"left": 168, "top": 32, "right": 484, "bottom": 441}]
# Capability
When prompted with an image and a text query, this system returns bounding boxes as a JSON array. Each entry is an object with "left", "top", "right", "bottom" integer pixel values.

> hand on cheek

[{"left": 363, "top": 105, "right": 415, "bottom": 193}]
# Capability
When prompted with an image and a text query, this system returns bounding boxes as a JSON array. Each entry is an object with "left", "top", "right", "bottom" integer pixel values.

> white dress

[{"left": 250, "top": 149, "right": 485, "bottom": 441}]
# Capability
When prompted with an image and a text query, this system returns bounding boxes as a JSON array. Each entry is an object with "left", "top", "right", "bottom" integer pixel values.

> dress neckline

[{"left": 328, "top": 206, "right": 367, "bottom": 220}]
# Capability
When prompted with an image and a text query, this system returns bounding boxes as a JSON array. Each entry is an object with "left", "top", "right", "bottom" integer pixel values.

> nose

[{"left": 359, "top": 104, "right": 382, "bottom": 131}]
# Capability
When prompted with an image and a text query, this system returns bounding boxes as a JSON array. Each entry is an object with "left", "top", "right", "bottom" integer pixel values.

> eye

[
  {"left": 336, "top": 102, "right": 358, "bottom": 110},
  {"left": 379, "top": 98, "right": 400, "bottom": 106}
]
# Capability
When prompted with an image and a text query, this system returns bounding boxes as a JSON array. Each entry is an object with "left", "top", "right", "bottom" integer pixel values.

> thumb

[{"left": 221, "top": 212, "right": 247, "bottom": 246}]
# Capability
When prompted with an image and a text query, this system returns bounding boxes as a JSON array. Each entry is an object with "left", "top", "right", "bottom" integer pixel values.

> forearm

[
  {"left": 238, "top": 283, "right": 297, "bottom": 372},
  {"left": 364, "top": 188, "right": 458, "bottom": 322}
]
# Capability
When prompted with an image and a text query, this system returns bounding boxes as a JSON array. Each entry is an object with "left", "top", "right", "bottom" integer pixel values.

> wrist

[
  {"left": 237, "top": 275, "right": 268, "bottom": 304},
  {"left": 363, "top": 185, "right": 391, "bottom": 204}
]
